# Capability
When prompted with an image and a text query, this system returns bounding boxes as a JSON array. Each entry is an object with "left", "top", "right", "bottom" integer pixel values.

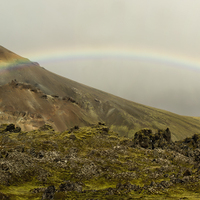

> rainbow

[{"left": 3, "top": 47, "right": 200, "bottom": 72}]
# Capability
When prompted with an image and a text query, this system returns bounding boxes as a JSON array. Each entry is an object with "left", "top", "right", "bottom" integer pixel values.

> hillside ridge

[{"left": 0, "top": 45, "right": 200, "bottom": 141}]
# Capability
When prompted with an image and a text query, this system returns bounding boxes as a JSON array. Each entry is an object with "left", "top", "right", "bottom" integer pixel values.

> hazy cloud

[{"left": 1, "top": 0, "right": 200, "bottom": 116}]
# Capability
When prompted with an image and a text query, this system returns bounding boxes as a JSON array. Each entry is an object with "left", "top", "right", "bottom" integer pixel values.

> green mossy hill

[{"left": 0, "top": 124, "right": 200, "bottom": 199}]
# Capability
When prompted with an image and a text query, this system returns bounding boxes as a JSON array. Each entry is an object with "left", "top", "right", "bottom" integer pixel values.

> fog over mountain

[
  {"left": 2, "top": 0, "right": 200, "bottom": 116},
  {"left": 46, "top": 59, "right": 200, "bottom": 116}
]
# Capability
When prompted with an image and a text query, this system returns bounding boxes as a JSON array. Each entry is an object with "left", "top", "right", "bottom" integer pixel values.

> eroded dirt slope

[{"left": 0, "top": 81, "right": 96, "bottom": 131}]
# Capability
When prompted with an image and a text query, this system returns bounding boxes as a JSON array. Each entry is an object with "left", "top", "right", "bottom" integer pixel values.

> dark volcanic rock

[
  {"left": 133, "top": 129, "right": 152, "bottom": 149},
  {"left": 102, "top": 127, "right": 109, "bottom": 133},
  {"left": 42, "top": 185, "right": 56, "bottom": 200},
  {"left": 69, "top": 134, "right": 77, "bottom": 140},
  {"left": 163, "top": 128, "right": 171, "bottom": 142},
  {"left": 39, "top": 124, "right": 54, "bottom": 131},
  {"left": 37, "top": 151, "right": 45, "bottom": 159},
  {"left": 68, "top": 126, "right": 79, "bottom": 133},
  {"left": 133, "top": 128, "right": 171, "bottom": 149},
  {"left": 183, "top": 169, "right": 192, "bottom": 176},
  {"left": 192, "top": 134, "right": 199, "bottom": 143},
  {"left": 14, "top": 127, "right": 21, "bottom": 133},
  {"left": 4, "top": 124, "right": 21, "bottom": 133},
  {"left": 41, "top": 94, "right": 48, "bottom": 99},
  {"left": 5, "top": 124, "right": 15, "bottom": 132},
  {"left": 30, "top": 188, "right": 46, "bottom": 194},
  {"left": 59, "top": 181, "right": 82, "bottom": 193}
]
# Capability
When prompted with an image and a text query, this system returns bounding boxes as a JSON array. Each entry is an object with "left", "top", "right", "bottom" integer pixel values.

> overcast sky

[{"left": 1, "top": 0, "right": 200, "bottom": 116}]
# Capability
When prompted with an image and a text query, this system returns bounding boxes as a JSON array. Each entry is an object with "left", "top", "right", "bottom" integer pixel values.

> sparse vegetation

[{"left": 0, "top": 123, "right": 199, "bottom": 199}]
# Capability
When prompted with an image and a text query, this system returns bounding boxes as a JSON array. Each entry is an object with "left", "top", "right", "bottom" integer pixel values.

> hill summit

[
  {"left": 0, "top": 45, "right": 30, "bottom": 66},
  {"left": 0, "top": 45, "right": 200, "bottom": 141}
]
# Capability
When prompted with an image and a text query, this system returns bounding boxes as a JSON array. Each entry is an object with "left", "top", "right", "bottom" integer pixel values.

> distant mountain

[{"left": 0, "top": 45, "right": 200, "bottom": 141}]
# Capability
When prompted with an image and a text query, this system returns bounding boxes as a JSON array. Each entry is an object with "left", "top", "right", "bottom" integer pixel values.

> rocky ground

[{"left": 0, "top": 123, "right": 200, "bottom": 199}]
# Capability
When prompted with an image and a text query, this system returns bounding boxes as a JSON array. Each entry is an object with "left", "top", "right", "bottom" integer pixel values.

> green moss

[
  {"left": 0, "top": 124, "right": 200, "bottom": 199},
  {"left": 0, "top": 182, "right": 43, "bottom": 200}
]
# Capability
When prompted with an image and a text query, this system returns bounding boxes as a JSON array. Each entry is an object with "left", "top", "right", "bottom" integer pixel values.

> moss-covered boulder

[
  {"left": 1, "top": 124, "right": 21, "bottom": 133},
  {"left": 133, "top": 128, "right": 172, "bottom": 149}
]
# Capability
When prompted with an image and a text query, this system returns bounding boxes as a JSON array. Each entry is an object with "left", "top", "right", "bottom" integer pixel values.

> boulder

[
  {"left": 183, "top": 169, "right": 192, "bottom": 176},
  {"left": 59, "top": 181, "right": 82, "bottom": 193},
  {"left": 4, "top": 124, "right": 21, "bottom": 133},
  {"left": 5, "top": 124, "right": 15, "bottom": 132},
  {"left": 14, "top": 127, "right": 21, "bottom": 133},
  {"left": 163, "top": 128, "right": 171, "bottom": 142},
  {"left": 30, "top": 188, "right": 46, "bottom": 194},
  {"left": 133, "top": 128, "right": 172, "bottom": 149},
  {"left": 41, "top": 95, "right": 47, "bottom": 99},
  {"left": 42, "top": 185, "right": 56, "bottom": 200},
  {"left": 39, "top": 124, "right": 54, "bottom": 131},
  {"left": 192, "top": 134, "right": 199, "bottom": 143},
  {"left": 69, "top": 134, "right": 77, "bottom": 140},
  {"left": 68, "top": 126, "right": 79, "bottom": 133},
  {"left": 133, "top": 129, "right": 152, "bottom": 149}
]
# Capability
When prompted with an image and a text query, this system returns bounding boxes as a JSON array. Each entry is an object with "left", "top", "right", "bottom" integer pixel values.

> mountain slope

[
  {"left": 0, "top": 45, "right": 200, "bottom": 141},
  {"left": 0, "top": 81, "right": 96, "bottom": 131}
]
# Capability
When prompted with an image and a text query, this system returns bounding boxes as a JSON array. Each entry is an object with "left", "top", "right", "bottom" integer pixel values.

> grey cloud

[{"left": 1, "top": 0, "right": 200, "bottom": 116}]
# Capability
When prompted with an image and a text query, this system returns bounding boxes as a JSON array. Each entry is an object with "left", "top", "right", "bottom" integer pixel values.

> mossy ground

[{"left": 0, "top": 124, "right": 200, "bottom": 199}]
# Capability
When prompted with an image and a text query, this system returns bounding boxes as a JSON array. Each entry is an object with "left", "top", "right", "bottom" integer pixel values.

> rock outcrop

[{"left": 133, "top": 128, "right": 171, "bottom": 149}]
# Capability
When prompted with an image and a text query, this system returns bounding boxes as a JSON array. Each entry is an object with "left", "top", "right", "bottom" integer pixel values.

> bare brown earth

[
  {"left": 0, "top": 81, "right": 96, "bottom": 131},
  {"left": 0, "top": 45, "right": 200, "bottom": 141}
]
